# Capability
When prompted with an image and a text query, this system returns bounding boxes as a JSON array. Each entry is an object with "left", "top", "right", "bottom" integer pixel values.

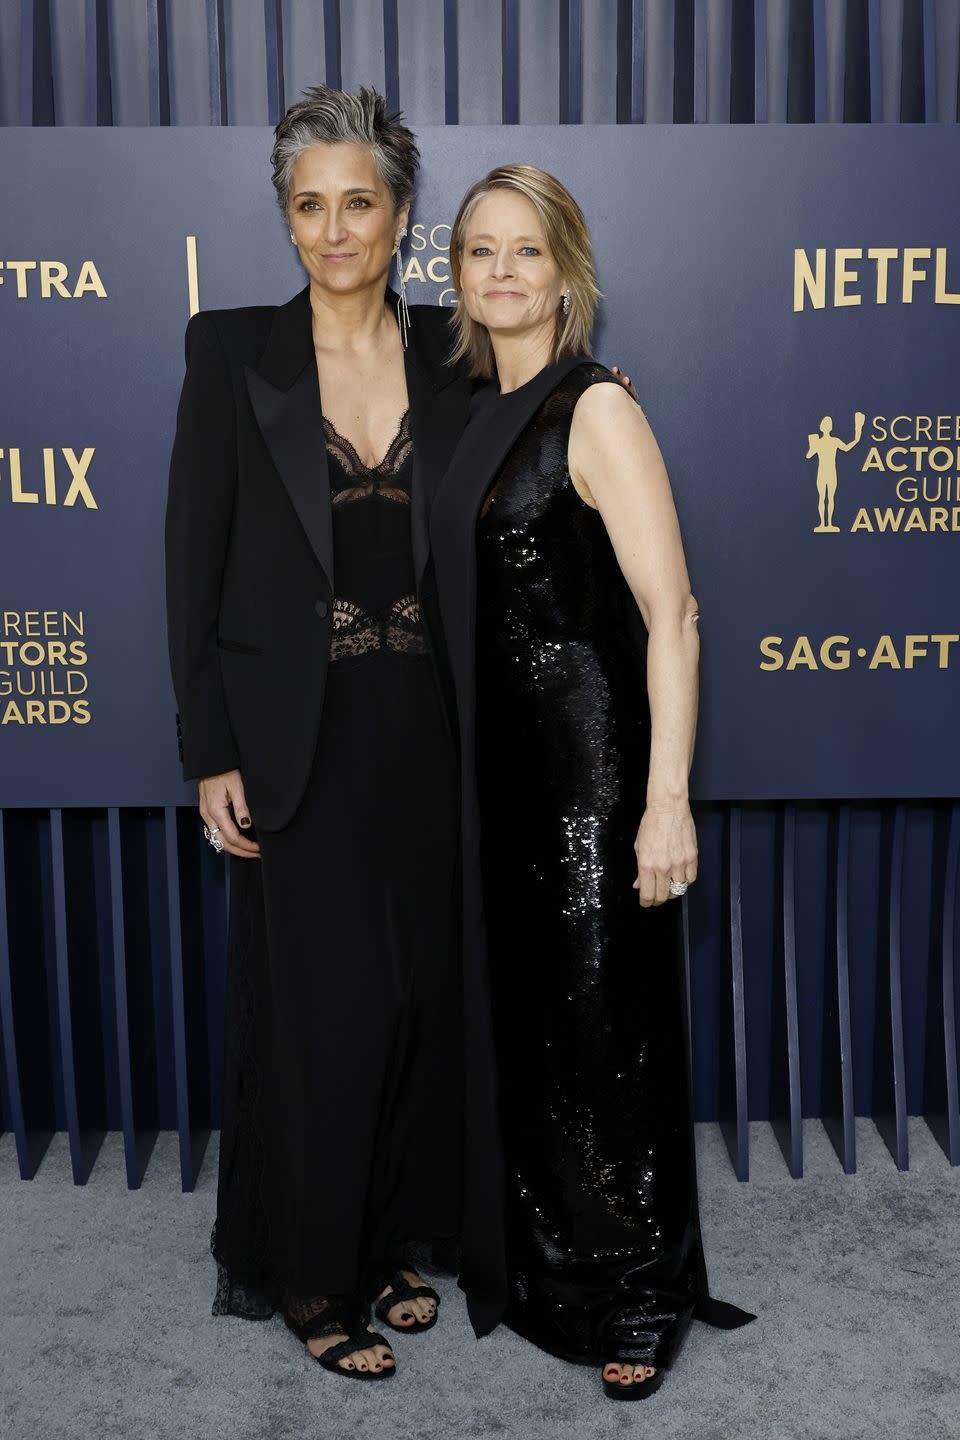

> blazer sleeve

[{"left": 164, "top": 311, "right": 241, "bottom": 781}]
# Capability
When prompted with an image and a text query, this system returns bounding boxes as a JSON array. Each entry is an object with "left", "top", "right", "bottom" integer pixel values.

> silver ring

[
  {"left": 668, "top": 879, "right": 689, "bottom": 897},
  {"left": 203, "top": 825, "right": 225, "bottom": 855}
]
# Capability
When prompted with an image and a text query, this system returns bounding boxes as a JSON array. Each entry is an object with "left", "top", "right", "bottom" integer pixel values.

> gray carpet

[{"left": 1, "top": 1118, "right": 958, "bottom": 1440}]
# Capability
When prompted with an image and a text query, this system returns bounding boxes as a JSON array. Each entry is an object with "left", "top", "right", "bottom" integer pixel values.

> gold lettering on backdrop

[
  {"left": 73, "top": 260, "right": 107, "bottom": 298},
  {"left": 869, "top": 636, "right": 901, "bottom": 669},
  {"left": 400, "top": 222, "right": 452, "bottom": 299},
  {"left": 0, "top": 612, "right": 91, "bottom": 725},
  {"left": 935, "top": 248, "right": 960, "bottom": 303},
  {"left": 793, "top": 247, "right": 959, "bottom": 310},
  {"left": 2, "top": 261, "right": 36, "bottom": 297},
  {"left": 0, "top": 449, "right": 97, "bottom": 508},
  {"left": 1, "top": 449, "right": 38, "bottom": 504},
  {"left": 43, "top": 448, "right": 57, "bottom": 505},
  {"left": 40, "top": 261, "right": 71, "bottom": 298},
  {"left": 0, "top": 260, "right": 106, "bottom": 298},
  {"left": 402, "top": 255, "right": 427, "bottom": 284},
  {"left": 902, "top": 248, "right": 930, "bottom": 302},
  {"left": 61, "top": 448, "right": 97, "bottom": 507},
  {"left": 186, "top": 236, "right": 200, "bottom": 317},
  {"left": 833, "top": 249, "right": 862, "bottom": 307},
  {"left": 785, "top": 636, "right": 817, "bottom": 670},
  {"left": 794, "top": 248, "right": 826, "bottom": 309},
  {"left": 758, "top": 634, "right": 959, "bottom": 671},
  {"left": 850, "top": 505, "right": 960, "bottom": 532},
  {"left": 869, "top": 248, "right": 897, "bottom": 303}
]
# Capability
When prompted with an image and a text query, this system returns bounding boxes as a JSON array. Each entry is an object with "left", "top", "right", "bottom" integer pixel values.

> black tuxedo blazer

[{"left": 164, "top": 284, "right": 471, "bottom": 831}]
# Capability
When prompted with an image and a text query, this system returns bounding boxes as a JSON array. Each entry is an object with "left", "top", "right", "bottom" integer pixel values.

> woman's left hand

[{"left": 633, "top": 801, "right": 698, "bottom": 906}]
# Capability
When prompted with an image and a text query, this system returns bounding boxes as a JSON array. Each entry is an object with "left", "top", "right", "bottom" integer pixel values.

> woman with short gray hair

[{"left": 165, "top": 85, "right": 491, "bottom": 1383}]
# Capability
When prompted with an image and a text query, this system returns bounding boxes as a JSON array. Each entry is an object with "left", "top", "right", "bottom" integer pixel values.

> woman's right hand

[{"left": 199, "top": 770, "right": 261, "bottom": 859}]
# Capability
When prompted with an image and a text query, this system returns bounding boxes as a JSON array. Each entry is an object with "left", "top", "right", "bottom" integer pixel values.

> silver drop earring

[
  {"left": 289, "top": 230, "right": 296, "bottom": 244},
  {"left": 395, "top": 225, "right": 410, "bottom": 348},
  {"left": 561, "top": 289, "right": 571, "bottom": 314}
]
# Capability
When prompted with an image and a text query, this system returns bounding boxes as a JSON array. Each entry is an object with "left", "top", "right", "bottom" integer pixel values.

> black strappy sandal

[
  {"left": 295, "top": 1296, "right": 396, "bottom": 1383},
  {"left": 373, "top": 1269, "right": 441, "bottom": 1335},
  {"left": 310, "top": 1325, "right": 396, "bottom": 1382}
]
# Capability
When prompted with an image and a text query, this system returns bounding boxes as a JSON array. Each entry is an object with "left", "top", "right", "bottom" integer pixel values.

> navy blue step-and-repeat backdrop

[{"left": 1, "top": 125, "right": 958, "bottom": 806}]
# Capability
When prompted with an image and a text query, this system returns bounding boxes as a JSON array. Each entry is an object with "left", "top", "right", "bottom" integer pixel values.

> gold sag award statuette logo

[
  {"left": 761, "top": 407, "right": 960, "bottom": 670},
  {"left": 803, "top": 412, "right": 960, "bottom": 536},
  {"left": 806, "top": 412, "right": 865, "bottom": 532}
]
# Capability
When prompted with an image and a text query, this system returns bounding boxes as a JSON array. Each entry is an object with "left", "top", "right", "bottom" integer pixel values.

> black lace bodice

[{"left": 323, "top": 409, "right": 428, "bottom": 663}]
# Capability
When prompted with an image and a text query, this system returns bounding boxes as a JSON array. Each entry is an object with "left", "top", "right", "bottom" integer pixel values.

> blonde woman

[{"left": 430, "top": 165, "right": 756, "bottom": 1401}]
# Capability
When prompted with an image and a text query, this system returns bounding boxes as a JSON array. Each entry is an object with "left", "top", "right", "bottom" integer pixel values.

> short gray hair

[{"left": 271, "top": 84, "right": 420, "bottom": 219}]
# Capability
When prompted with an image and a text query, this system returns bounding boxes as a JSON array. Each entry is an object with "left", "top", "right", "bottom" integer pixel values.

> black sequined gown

[
  {"left": 434, "top": 358, "right": 754, "bottom": 1367},
  {"left": 211, "top": 411, "right": 462, "bottom": 1344}
]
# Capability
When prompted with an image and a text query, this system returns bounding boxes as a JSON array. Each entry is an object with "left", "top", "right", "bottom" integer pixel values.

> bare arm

[{"left": 567, "top": 382, "right": 699, "bottom": 906}]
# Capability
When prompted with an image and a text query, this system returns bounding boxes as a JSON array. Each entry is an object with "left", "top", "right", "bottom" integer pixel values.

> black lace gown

[{"left": 211, "top": 411, "right": 462, "bottom": 1343}]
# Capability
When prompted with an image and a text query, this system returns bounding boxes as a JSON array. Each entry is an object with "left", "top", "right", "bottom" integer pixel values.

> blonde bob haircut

[{"left": 449, "top": 164, "right": 601, "bottom": 379}]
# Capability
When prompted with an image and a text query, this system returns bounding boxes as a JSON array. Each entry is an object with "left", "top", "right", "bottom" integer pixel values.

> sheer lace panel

[
  {"left": 330, "top": 594, "right": 428, "bottom": 660},
  {"left": 324, "top": 409, "right": 412, "bottom": 504}
]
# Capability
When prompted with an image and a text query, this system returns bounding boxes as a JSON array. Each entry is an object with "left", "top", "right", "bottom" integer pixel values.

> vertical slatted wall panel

[
  {"left": 825, "top": 805, "right": 856, "bottom": 1172},
  {"left": 724, "top": 806, "right": 750, "bottom": 1179},
  {"left": 0, "top": 815, "right": 32, "bottom": 1175}
]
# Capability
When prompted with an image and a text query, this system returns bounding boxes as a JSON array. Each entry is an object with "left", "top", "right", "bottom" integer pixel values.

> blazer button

[{"left": 315, "top": 599, "right": 329, "bottom": 619}]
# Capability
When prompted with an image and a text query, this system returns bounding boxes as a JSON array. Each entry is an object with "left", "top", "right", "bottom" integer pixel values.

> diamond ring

[
  {"left": 203, "top": 824, "right": 225, "bottom": 854},
  {"left": 668, "top": 879, "right": 689, "bottom": 898}
]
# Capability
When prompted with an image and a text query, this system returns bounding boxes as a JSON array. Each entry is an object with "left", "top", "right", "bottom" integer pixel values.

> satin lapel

[
  {"left": 438, "top": 354, "right": 591, "bottom": 544},
  {"left": 244, "top": 361, "right": 332, "bottom": 586},
  {"left": 430, "top": 354, "right": 591, "bottom": 721},
  {"left": 243, "top": 285, "right": 333, "bottom": 588},
  {"left": 406, "top": 353, "right": 471, "bottom": 590},
  {"left": 244, "top": 285, "right": 468, "bottom": 594}
]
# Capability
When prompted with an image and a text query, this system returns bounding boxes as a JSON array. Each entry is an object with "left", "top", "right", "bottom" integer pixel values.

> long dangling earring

[
  {"left": 395, "top": 225, "right": 411, "bottom": 349},
  {"left": 561, "top": 289, "right": 571, "bottom": 314}
]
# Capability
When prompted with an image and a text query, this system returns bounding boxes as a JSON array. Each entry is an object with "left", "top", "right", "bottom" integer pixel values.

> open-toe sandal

[
  {"left": 602, "top": 1364, "right": 666, "bottom": 1401},
  {"left": 311, "top": 1326, "right": 396, "bottom": 1382},
  {"left": 373, "top": 1270, "right": 441, "bottom": 1335}
]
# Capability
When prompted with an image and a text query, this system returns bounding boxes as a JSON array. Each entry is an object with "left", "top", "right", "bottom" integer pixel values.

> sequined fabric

[{"left": 475, "top": 365, "right": 711, "bottom": 1369}]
